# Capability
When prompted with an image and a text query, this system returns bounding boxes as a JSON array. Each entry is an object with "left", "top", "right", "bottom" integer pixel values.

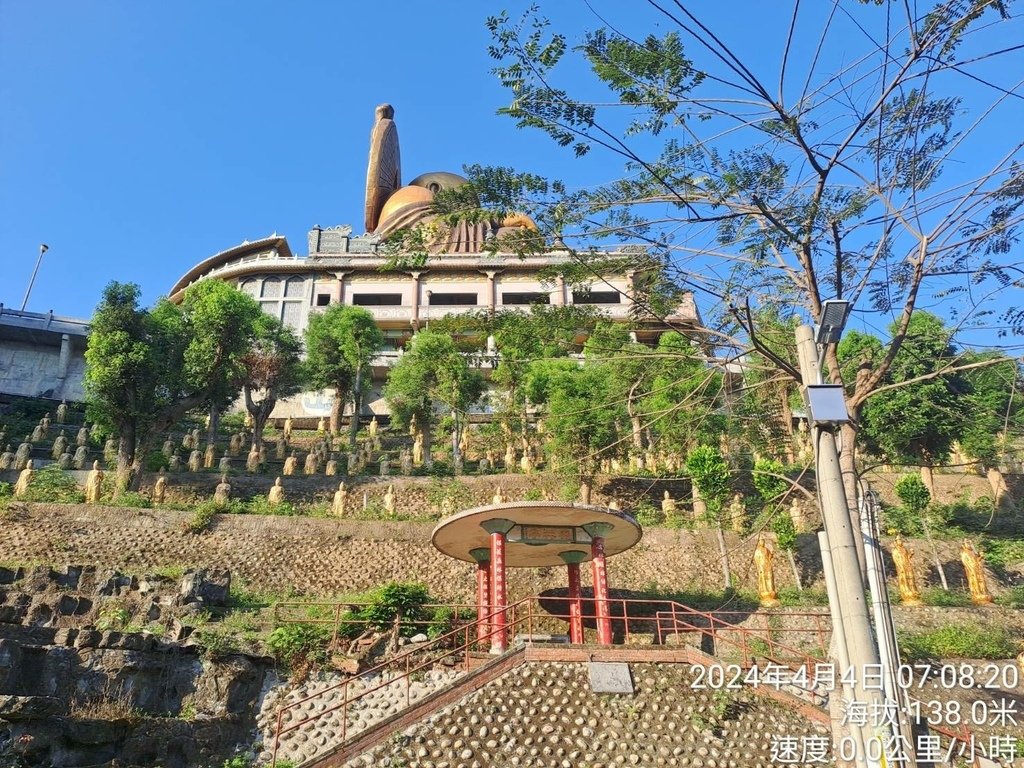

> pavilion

[{"left": 431, "top": 501, "right": 642, "bottom": 652}]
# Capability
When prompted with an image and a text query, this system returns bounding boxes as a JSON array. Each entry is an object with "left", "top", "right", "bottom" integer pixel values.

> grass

[{"left": 897, "top": 623, "right": 1019, "bottom": 661}]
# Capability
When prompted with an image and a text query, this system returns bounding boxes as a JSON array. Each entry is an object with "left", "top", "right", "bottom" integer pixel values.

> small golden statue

[
  {"left": 85, "top": 460, "right": 104, "bottom": 504},
  {"left": 383, "top": 484, "right": 396, "bottom": 516},
  {"left": 268, "top": 477, "right": 285, "bottom": 506},
  {"left": 891, "top": 536, "right": 922, "bottom": 606},
  {"left": 152, "top": 470, "right": 167, "bottom": 505},
  {"left": 332, "top": 482, "right": 348, "bottom": 516},
  {"left": 754, "top": 538, "right": 780, "bottom": 607},
  {"left": 492, "top": 486, "right": 505, "bottom": 505},
  {"left": 960, "top": 540, "right": 993, "bottom": 605},
  {"left": 14, "top": 460, "right": 34, "bottom": 498}
]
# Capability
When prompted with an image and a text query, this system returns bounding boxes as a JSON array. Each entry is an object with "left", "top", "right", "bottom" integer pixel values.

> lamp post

[{"left": 20, "top": 244, "right": 49, "bottom": 311}]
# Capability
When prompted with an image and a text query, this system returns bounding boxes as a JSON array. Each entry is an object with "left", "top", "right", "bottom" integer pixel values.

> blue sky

[{"left": 2, "top": 2, "right": 1021, "bottom": 350}]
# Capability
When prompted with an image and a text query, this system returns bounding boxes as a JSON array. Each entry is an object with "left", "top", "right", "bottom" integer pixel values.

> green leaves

[
  {"left": 304, "top": 304, "right": 384, "bottom": 401},
  {"left": 685, "top": 445, "right": 731, "bottom": 515}
]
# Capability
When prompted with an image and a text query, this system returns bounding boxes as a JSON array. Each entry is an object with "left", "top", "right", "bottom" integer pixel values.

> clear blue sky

[{"left": 2, "top": 1, "right": 1020, "bottom": 350}]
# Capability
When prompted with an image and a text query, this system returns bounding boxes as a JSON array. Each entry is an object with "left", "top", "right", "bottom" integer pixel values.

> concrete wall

[{"left": 0, "top": 311, "right": 88, "bottom": 402}]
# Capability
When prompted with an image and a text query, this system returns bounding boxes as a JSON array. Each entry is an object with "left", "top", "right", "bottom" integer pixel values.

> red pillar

[
  {"left": 584, "top": 522, "right": 614, "bottom": 646},
  {"left": 560, "top": 551, "right": 586, "bottom": 644},
  {"left": 470, "top": 547, "right": 491, "bottom": 646},
  {"left": 481, "top": 519, "right": 514, "bottom": 653}
]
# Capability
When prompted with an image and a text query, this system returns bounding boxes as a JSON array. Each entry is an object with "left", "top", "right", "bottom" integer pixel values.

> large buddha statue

[{"left": 365, "top": 104, "right": 539, "bottom": 253}]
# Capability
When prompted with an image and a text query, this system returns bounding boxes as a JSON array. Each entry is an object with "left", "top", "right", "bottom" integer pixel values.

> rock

[
  {"left": 409, "top": 633, "right": 429, "bottom": 644},
  {"left": 179, "top": 569, "right": 231, "bottom": 607}
]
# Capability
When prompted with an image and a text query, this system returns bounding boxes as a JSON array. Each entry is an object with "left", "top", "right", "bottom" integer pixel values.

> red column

[
  {"left": 583, "top": 522, "right": 615, "bottom": 646},
  {"left": 481, "top": 519, "right": 513, "bottom": 653},
  {"left": 470, "top": 547, "right": 491, "bottom": 646},
  {"left": 560, "top": 550, "right": 586, "bottom": 644}
]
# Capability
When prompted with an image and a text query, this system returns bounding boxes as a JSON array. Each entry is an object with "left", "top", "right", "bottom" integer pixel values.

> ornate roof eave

[{"left": 168, "top": 235, "right": 293, "bottom": 302}]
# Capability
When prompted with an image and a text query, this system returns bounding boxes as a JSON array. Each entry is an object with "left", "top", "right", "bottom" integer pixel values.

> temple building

[{"left": 168, "top": 104, "right": 701, "bottom": 419}]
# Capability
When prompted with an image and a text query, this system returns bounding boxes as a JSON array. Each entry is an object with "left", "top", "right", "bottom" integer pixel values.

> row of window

[{"left": 344, "top": 290, "right": 622, "bottom": 307}]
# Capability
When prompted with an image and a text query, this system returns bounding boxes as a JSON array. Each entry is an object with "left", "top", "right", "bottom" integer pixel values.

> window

[
  {"left": 501, "top": 292, "right": 550, "bottom": 305},
  {"left": 284, "top": 277, "right": 305, "bottom": 298},
  {"left": 315, "top": 293, "right": 331, "bottom": 306},
  {"left": 261, "top": 278, "right": 281, "bottom": 298},
  {"left": 428, "top": 292, "right": 478, "bottom": 305},
  {"left": 353, "top": 293, "right": 403, "bottom": 306},
  {"left": 572, "top": 290, "right": 621, "bottom": 304}
]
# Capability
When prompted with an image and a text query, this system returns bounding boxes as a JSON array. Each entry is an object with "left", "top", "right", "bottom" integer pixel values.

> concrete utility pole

[{"left": 796, "top": 325, "right": 885, "bottom": 768}]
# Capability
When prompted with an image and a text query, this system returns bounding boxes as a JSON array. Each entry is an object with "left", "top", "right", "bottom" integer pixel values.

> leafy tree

[
  {"left": 539, "top": 361, "right": 622, "bottom": 478},
  {"left": 239, "top": 315, "right": 305, "bottom": 452},
  {"left": 957, "top": 354, "right": 1022, "bottom": 506},
  {"left": 384, "top": 329, "right": 485, "bottom": 468},
  {"left": 849, "top": 312, "right": 965, "bottom": 496},
  {"left": 686, "top": 445, "right": 733, "bottom": 587},
  {"left": 304, "top": 304, "right": 384, "bottom": 444},
  {"left": 893, "top": 472, "right": 949, "bottom": 590},
  {"left": 85, "top": 280, "right": 263, "bottom": 493},
  {"left": 478, "top": 2, "right": 1024, "bottom": 512}
]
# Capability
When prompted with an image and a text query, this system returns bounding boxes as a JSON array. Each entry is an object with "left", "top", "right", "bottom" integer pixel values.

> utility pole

[{"left": 796, "top": 324, "right": 885, "bottom": 768}]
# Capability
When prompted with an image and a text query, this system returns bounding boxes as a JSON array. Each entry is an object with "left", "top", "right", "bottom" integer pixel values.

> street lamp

[
  {"left": 20, "top": 243, "right": 49, "bottom": 312},
  {"left": 815, "top": 298, "right": 852, "bottom": 344}
]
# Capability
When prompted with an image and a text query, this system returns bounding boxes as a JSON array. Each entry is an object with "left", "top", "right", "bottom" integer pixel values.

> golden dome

[{"left": 378, "top": 184, "right": 434, "bottom": 228}]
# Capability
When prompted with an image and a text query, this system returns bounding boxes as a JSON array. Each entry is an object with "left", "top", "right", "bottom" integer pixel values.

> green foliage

[
  {"left": 685, "top": 445, "right": 731, "bottom": 518},
  {"left": 184, "top": 502, "right": 218, "bottom": 534},
  {"left": 239, "top": 315, "right": 305, "bottom": 436},
  {"left": 981, "top": 538, "right": 1024, "bottom": 568},
  {"left": 894, "top": 474, "right": 931, "bottom": 516},
  {"left": 425, "top": 478, "right": 473, "bottom": 516},
  {"left": 85, "top": 280, "right": 264, "bottom": 492},
  {"left": 384, "top": 329, "right": 484, "bottom": 464},
  {"left": 267, "top": 623, "right": 331, "bottom": 668},
  {"left": 304, "top": 304, "right": 383, "bottom": 434},
  {"left": 536, "top": 360, "right": 620, "bottom": 475},
  {"left": 115, "top": 491, "right": 152, "bottom": 509},
  {"left": 919, "top": 588, "right": 972, "bottom": 607},
  {"left": 354, "top": 582, "right": 432, "bottom": 632},
  {"left": 772, "top": 513, "right": 797, "bottom": 552},
  {"left": 23, "top": 464, "right": 85, "bottom": 504},
  {"left": 246, "top": 495, "right": 296, "bottom": 517},
  {"left": 752, "top": 459, "right": 788, "bottom": 505},
  {"left": 898, "top": 624, "right": 1018, "bottom": 661},
  {"left": 632, "top": 499, "right": 662, "bottom": 528},
  {"left": 522, "top": 488, "right": 544, "bottom": 502}
]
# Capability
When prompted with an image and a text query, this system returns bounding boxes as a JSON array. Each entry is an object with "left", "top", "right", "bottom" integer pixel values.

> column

[
  {"left": 481, "top": 270, "right": 499, "bottom": 314},
  {"left": 560, "top": 551, "right": 587, "bottom": 644},
  {"left": 554, "top": 274, "right": 566, "bottom": 306},
  {"left": 470, "top": 547, "right": 491, "bottom": 646},
  {"left": 583, "top": 522, "right": 614, "bottom": 645},
  {"left": 481, "top": 519, "right": 514, "bottom": 653},
  {"left": 409, "top": 271, "right": 423, "bottom": 330},
  {"left": 333, "top": 271, "right": 349, "bottom": 304}
]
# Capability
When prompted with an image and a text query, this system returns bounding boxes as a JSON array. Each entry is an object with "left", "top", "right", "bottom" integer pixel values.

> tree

[
  {"left": 846, "top": 312, "right": 965, "bottom": 497},
  {"left": 479, "top": 1, "right": 1024, "bottom": 513},
  {"left": 957, "top": 354, "right": 1022, "bottom": 506},
  {"left": 894, "top": 473, "right": 949, "bottom": 590},
  {"left": 685, "top": 445, "right": 733, "bottom": 588},
  {"left": 305, "top": 305, "right": 385, "bottom": 444},
  {"left": 239, "top": 315, "right": 305, "bottom": 452},
  {"left": 383, "top": 329, "right": 485, "bottom": 468},
  {"left": 532, "top": 360, "right": 622, "bottom": 478},
  {"left": 753, "top": 457, "right": 802, "bottom": 589},
  {"left": 85, "top": 280, "right": 264, "bottom": 493}
]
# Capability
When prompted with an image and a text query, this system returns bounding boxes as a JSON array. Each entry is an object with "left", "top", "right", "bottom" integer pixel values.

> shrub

[
  {"left": 184, "top": 502, "right": 218, "bottom": 534},
  {"left": 894, "top": 474, "right": 930, "bottom": 516},
  {"left": 247, "top": 495, "right": 296, "bottom": 517},
  {"left": 632, "top": 500, "right": 662, "bottom": 528},
  {"left": 115, "top": 491, "right": 152, "bottom": 509},
  {"left": 0, "top": 482, "right": 11, "bottom": 498},
  {"left": 982, "top": 538, "right": 1024, "bottom": 568},
  {"left": 522, "top": 488, "right": 544, "bottom": 502},
  {"left": 898, "top": 624, "right": 1018, "bottom": 661},
  {"left": 24, "top": 465, "right": 85, "bottom": 504},
  {"left": 995, "top": 585, "right": 1024, "bottom": 609},
  {"left": 267, "top": 623, "right": 330, "bottom": 668},
  {"left": 426, "top": 478, "right": 473, "bottom": 515},
  {"left": 920, "top": 588, "right": 972, "bottom": 607}
]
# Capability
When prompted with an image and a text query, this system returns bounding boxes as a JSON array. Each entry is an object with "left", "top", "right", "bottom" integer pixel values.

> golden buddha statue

[
  {"left": 365, "top": 104, "right": 539, "bottom": 252},
  {"left": 960, "top": 540, "right": 993, "bottom": 605},
  {"left": 891, "top": 536, "right": 922, "bottom": 606},
  {"left": 753, "top": 538, "right": 780, "bottom": 607}
]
